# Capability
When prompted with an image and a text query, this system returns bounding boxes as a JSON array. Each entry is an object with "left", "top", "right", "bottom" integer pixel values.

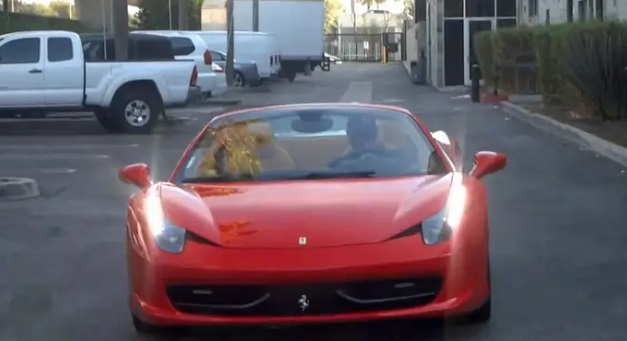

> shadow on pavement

[{"left": 149, "top": 319, "right": 486, "bottom": 341}]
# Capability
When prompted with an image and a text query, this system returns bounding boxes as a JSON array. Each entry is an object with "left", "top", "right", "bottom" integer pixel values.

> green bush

[
  {"left": 474, "top": 31, "right": 494, "bottom": 87},
  {"left": 0, "top": 12, "right": 87, "bottom": 35},
  {"left": 474, "top": 21, "right": 627, "bottom": 121},
  {"left": 558, "top": 21, "right": 627, "bottom": 120}
]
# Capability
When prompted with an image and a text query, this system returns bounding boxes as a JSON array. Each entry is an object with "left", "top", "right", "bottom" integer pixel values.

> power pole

[
  {"left": 168, "top": 0, "right": 173, "bottom": 29},
  {"left": 112, "top": 0, "right": 129, "bottom": 61},
  {"left": 178, "top": 0, "right": 189, "bottom": 30},
  {"left": 252, "top": 0, "right": 259, "bottom": 31},
  {"left": 225, "top": 0, "right": 235, "bottom": 86}
]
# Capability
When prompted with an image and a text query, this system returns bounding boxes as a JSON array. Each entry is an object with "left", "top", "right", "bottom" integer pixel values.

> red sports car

[{"left": 119, "top": 103, "right": 507, "bottom": 334}]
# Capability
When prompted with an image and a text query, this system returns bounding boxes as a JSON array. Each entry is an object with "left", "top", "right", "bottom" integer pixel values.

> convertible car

[{"left": 119, "top": 103, "right": 507, "bottom": 334}]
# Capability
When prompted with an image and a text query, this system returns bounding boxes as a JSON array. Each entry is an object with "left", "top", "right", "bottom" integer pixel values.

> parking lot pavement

[{"left": 3, "top": 63, "right": 627, "bottom": 341}]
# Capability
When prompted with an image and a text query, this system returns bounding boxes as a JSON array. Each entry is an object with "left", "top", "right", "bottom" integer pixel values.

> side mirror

[
  {"left": 470, "top": 151, "right": 507, "bottom": 179},
  {"left": 119, "top": 163, "right": 152, "bottom": 188},
  {"left": 431, "top": 130, "right": 463, "bottom": 170}
]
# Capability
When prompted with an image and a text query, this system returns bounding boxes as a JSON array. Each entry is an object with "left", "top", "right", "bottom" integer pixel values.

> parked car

[
  {"left": 209, "top": 50, "right": 260, "bottom": 87},
  {"left": 133, "top": 30, "right": 227, "bottom": 99},
  {"left": 80, "top": 33, "right": 176, "bottom": 61},
  {"left": 0, "top": 30, "right": 198, "bottom": 133},
  {"left": 325, "top": 52, "right": 342, "bottom": 64},
  {"left": 190, "top": 31, "right": 279, "bottom": 84}
]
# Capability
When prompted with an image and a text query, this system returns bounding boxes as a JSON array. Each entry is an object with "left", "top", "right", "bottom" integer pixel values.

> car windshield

[{"left": 176, "top": 107, "right": 437, "bottom": 183}]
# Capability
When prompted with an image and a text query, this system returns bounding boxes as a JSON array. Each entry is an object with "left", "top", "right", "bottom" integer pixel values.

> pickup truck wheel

[
  {"left": 94, "top": 109, "right": 121, "bottom": 132},
  {"left": 233, "top": 71, "right": 245, "bottom": 87},
  {"left": 111, "top": 88, "right": 161, "bottom": 134}
]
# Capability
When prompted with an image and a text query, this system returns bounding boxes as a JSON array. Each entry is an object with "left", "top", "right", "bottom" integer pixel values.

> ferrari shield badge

[
  {"left": 298, "top": 237, "right": 307, "bottom": 245},
  {"left": 298, "top": 295, "right": 309, "bottom": 311}
]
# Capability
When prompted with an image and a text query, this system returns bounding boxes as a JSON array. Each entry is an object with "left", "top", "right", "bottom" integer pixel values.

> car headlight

[
  {"left": 421, "top": 174, "right": 467, "bottom": 245},
  {"left": 153, "top": 220, "right": 186, "bottom": 253},
  {"left": 145, "top": 189, "right": 186, "bottom": 253},
  {"left": 421, "top": 210, "right": 451, "bottom": 245}
]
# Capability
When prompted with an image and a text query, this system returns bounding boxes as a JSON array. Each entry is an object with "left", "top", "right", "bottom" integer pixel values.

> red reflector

[
  {"left": 203, "top": 50, "right": 212, "bottom": 65},
  {"left": 190, "top": 66, "right": 198, "bottom": 86}
]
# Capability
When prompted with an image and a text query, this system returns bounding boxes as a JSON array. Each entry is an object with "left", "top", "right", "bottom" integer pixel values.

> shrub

[
  {"left": 474, "top": 21, "right": 627, "bottom": 121},
  {"left": 0, "top": 12, "right": 86, "bottom": 35},
  {"left": 558, "top": 21, "right": 627, "bottom": 120},
  {"left": 474, "top": 31, "right": 495, "bottom": 87}
]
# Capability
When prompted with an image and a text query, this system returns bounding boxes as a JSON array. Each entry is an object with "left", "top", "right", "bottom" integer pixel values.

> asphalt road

[{"left": 1, "top": 63, "right": 626, "bottom": 341}]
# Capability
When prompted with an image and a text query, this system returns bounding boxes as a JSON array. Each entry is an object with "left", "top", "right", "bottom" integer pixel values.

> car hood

[{"left": 160, "top": 174, "right": 453, "bottom": 249}]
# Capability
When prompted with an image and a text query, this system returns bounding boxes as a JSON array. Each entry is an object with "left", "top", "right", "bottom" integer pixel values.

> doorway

[{"left": 464, "top": 19, "right": 494, "bottom": 85}]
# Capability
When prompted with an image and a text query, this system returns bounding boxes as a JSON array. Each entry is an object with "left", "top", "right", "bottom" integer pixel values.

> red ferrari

[{"left": 119, "top": 103, "right": 507, "bottom": 334}]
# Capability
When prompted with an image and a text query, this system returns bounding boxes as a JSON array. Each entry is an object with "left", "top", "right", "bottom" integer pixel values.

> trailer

[{"left": 233, "top": 0, "right": 331, "bottom": 82}]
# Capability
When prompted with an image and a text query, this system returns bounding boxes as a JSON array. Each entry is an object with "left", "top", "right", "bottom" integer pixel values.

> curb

[
  {"left": 198, "top": 98, "right": 242, "bottom": 106},
  {"left": 0, "top": 177, "right": 40, "bottom": 201},
  {"left": 500, "top": 101, "right": 627, "bottom": 168}
]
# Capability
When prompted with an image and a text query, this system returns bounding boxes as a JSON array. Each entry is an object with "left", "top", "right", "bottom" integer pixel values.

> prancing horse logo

[{"left": 298, "top": 295, "right": 309, "bottom": 311}]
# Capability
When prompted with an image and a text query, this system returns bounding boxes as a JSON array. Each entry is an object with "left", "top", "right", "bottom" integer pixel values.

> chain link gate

[{"left": 325, "top": 32, "right": 404, "bottom": 62}]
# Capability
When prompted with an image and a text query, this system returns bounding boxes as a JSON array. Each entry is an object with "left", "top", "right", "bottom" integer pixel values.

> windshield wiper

[
  {"left": 287, "top": 171, "right": 377, "bottom": 180},
  {"left": 181, "top": 174, "right": 255, "bottom": 183}
]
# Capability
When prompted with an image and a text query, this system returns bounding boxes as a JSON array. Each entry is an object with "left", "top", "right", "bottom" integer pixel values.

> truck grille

[{"left": 167, "top": 277, "right": 442, "bottom": 317}]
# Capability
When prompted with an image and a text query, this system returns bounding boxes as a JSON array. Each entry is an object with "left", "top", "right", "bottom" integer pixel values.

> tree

[
  {"left": 134, "top": 0, "right": 203, "bottom": 30},
  {"left": 358, "top": 0, "right": 387, "bottom": 11},
  {"left": 49, "top": 0, "right": 75, "bottom": 19},
  {"left": 324, "top": 0, "right": 343, "bottom": 34},
  {"left": 402, "top": 0, "right": 414, "bottom": 21},
  {"left": 14, "top": 1, "right": 56, "bottom": 17}
]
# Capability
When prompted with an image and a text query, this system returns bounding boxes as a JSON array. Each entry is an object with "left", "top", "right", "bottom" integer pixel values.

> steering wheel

[{"left": 328, "top": 146, "right": 391, "bottom": 169}]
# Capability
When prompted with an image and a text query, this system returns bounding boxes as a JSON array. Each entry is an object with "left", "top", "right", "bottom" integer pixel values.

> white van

[{"left": 190, "top": 31, "right": 280, "bottom": 82}]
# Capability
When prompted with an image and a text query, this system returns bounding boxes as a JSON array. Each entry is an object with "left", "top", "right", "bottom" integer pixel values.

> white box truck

[{"left": 232, "top": 0, "right": 331, "bottom": 82}]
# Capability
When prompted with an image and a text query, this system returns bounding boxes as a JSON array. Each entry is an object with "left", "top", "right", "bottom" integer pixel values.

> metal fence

[{"left": 325, "top": 32, "right": 404, "bottom": 62}]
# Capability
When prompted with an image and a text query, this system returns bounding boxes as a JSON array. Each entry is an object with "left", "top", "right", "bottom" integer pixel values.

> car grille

[{"left": 166, "top": 277, "right": 442, "bottom": 316}]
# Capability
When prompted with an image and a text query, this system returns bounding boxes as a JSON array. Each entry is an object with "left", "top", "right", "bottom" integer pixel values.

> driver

[
  {"left": 328, "top": 116, "right": 388, "bottom": 169},
  {"left": 346, "top": 115, "right": 383, "bottom": 153}
]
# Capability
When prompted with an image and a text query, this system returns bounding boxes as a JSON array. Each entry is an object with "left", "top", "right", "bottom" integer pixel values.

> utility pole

[
  {"left": 225, "top": 0, "right": 235, "bottom": 86},
  {"left": 178, "top": 0, "right": 189, "bottom": 30},
  {"left": 112, "top": 0, "right": 129, "bottom": 60},
  {"left": 168, "top": 0, "right": 173, "bottom": 29},
  {"left": 252, "top": 0, "right": 259, "bottom": 31}
]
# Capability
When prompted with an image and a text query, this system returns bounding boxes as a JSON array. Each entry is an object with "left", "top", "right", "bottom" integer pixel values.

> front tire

[
  {"left": 94, "top": 108, "right": 120, "bottom": 132},
  {"left": 132, "top": 314, "right": 160, "bottom": 334},
  {"left": 132, "top": 314, "right": 182, "bottom": 336},
  {"left": 463, "top": 259, "right": 491, "bottom": 323},
  {"left": 110, "top": 86, "right": 162, "bottom": 134},
  {"left": 233, "top": 71, "right": 246, "bottom": 87}
]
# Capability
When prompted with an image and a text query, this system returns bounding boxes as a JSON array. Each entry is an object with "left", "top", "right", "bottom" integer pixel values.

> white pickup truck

[{"left": 0, "top": 30, "right": 199, "bottom": 133}]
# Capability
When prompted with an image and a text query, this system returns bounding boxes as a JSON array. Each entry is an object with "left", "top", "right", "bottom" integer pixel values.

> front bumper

[{"left": 128, "top": 235, "right": 489, "bottom": 327}]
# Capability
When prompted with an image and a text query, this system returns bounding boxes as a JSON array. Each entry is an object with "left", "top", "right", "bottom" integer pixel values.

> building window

[
  {"left": 578, "top": 0, "right": 586, "bottom": 21},
  {"left": 595, "top": 0, "right": 603, "bottom": 20},
  {"left": 444, "top": 0, "right": 463, "bottom": 18},
  {"left": 528, "top": 0, "right": 538, "bottom": 16},
  {"left": 497, "top": 0, "right": 517, "bottom": 17},
  {"left": 466, "top": 0, "right": 495, "bottom": 17},
  {"left": 567, "top": 0, "right": 574, "bottom": 21}
]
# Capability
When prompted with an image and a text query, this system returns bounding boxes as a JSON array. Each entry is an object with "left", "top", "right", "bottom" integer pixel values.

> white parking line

[
  {"left": 380, "top": 98, "right": 405, "bottom": 104},
  {"left": 340, "top": 82, "right": 373, "bottom": 103},
  {"left": 38, "top": 168, "right": 78, "bottom": 174},
  {"left": 0, "top": 154, "right": 109, "bottom": 160},
  {"left": 0, "top": 144, "right": 139, "bottom": 150}
]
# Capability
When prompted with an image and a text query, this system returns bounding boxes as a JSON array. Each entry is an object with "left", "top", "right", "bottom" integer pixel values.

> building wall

[{"left": 519, "top": 0, "right": 627, "bottom": 26}]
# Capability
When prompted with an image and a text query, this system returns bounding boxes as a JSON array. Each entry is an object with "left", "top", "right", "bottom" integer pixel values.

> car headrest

[
  {"left": 378, "top": 120, "right": 406, "bottom": 148},
  {"left": 247, "top": 122, "right": 275, "bottom": 146}
]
